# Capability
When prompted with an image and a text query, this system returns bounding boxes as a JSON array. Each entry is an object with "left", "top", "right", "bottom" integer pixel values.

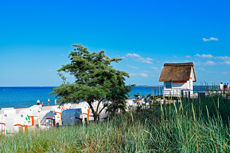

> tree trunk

[{"left": 93, "top": 114, "right": 97, "bottom": 124}]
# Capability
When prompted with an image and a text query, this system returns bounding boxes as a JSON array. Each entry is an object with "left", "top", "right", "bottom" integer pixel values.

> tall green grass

[
  {"left": 0, "top": 117, "right": 150, "bottom": 152},
  {"left": 135, "top": 94, "right": 230, "bottom": 152},
  {"left": 1, "top": 94, "right": 230, "bottom": 152}
]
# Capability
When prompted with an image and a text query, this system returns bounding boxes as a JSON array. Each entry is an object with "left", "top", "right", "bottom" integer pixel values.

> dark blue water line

[{"left": 0, "top": 86, "right": 219, "bottom": 109}]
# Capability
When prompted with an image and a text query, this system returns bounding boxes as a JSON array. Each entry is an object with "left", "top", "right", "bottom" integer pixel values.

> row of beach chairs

[
  {"left": 0, "top": 102, "right": 93, "bottom": 135},
  {"left": 0, "top": 100, "right": 148, "bottom": 135}
]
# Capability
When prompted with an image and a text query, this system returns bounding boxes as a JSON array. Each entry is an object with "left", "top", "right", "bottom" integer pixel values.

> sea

[{"left": 0, "top": 86, "right": 216, "bottom": 109}]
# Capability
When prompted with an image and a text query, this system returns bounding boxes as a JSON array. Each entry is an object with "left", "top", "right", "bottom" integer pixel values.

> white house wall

[
  {"left": 189, "top": 67, "right": 194, "bottom": 94},
  {"left": 191, "top": 67, "right": 195, "bottom": 82},
  {"left": 164, "top": 82, "right": 188, "bottom": 96},
  {"left": 163, "top": 67, "right": 195, "bottom": 96}
]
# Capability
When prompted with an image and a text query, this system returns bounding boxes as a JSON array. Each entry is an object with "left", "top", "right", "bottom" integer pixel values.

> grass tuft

[{"left": 1, "top": 94, "right": 230, "bottom": 152}]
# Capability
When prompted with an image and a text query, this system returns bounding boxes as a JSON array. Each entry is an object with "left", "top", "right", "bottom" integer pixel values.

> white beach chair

[
  {"left": 29, "top": 105, "right": 42, "bottom": 120},
  {"left": 0, "top": 108, "right": 17, "bottom": 134},
  {"left": 75, "top": 102, "right": 89, "bottom": 114},
  {"left": 126, "top": 100, "right": 136, "bottom": 111},
  {"left": 62, "top": 108, "right": 82, "bottom": 126},
  {"left": 19, "top": 109, "right": 36, "bottom": 126},
  {"left": 75, "top": 102, "right": 90, "bottom": 123},
  {"left": 51, "top": 106, "right": 62, "bottom": 122},
  {"left": 38, "top": 110, "right": 56, "bottom": 128},
  {"left": 1, "top": 108, "right": 16, "bottom": 115},
  {"left": 13, "top": 113, "right": 30, "bottom": 133},
  {"left": 4, "top": 115, "right": 15, "bottom": 134},
  {"left": 3, "top": 113, "right": 29, "bottom": 134},
  {"left": 21, "top": 105, "right": 42, "bottom": 126},
  {"left": 63, "top": 103, "right": 71, "bottom": 110},
  {"left": 0, "top": 114, "right": 6, "bottom": 135}
]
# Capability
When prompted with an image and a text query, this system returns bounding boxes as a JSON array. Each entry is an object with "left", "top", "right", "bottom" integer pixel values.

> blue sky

[{"left": 0, "top": 0, "right": 229, "bottom": 86}]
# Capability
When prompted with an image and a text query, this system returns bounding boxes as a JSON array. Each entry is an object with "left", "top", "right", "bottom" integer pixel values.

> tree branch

[
  {"left": 95, "top": 98, "right": 104, "bottom": 115},
  {"left": 98, "top": 104, "right": 108, "bottom": 114}
]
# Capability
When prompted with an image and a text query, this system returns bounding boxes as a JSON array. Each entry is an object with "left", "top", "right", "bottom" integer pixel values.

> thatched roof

[{"left": 159, "top": 62, "right": 196, "bottom": 82}]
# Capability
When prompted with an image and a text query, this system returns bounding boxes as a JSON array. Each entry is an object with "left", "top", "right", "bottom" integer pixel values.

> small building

[{"left": 159, "top": 62, "right": 196, "bottom": 96}]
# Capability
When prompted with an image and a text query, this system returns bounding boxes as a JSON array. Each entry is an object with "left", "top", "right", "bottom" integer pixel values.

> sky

[{"left": 0, "top": 0, "right": 229, "bottom": 86}]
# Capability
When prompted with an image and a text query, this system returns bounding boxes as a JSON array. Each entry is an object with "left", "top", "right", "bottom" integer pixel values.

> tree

[
  {"left": 106, "top": 84, "right": 134, "bottom": 117},
  {"left": 52, "top": 44, "right": 132, "bottom": 123}
]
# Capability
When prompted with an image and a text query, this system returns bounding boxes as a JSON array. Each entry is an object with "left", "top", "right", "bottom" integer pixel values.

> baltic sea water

[{"left": 0, "top": 86, "right": 210, "bottom": 109}]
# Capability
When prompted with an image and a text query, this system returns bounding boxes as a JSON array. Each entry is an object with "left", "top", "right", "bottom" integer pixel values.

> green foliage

[
  {"left": 128, "top": 94, "right": 230, "bottom": 152},
  {"left": 134, "top": 92, "right": 140, "bottom": 99},
  {"left": 1, "top": 94, "right": 230, "bottom": 152},
  {"left": 0, "top": 116, "right": 151, "bottom": 153},
  {"left": 144, "top": 94, "right": 160, "bottom": 107},
  {"left": 52, "top": 44, "right": 133, "bottom": 121},
  {"left": 106, "top": 84, "right": 135, "bottom": 117}
]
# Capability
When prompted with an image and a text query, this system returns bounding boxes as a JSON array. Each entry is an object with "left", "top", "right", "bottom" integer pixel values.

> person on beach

[
  {"left": 55, "top": 99, "right": 57, "bottom": 105},
  {"left": 224, "top": 83, "right": 228, "bottom": 93},
  {"left": 41, "top": 102, "right": 44, "bottom": 107},
  {"left": 48, "top": 98, "right": 50, "bottom": 106},
  {"left": 37, "top": 99, "right": 40, "bottom": 105},
  {"left": 220, "top": 82, "right": 223, "bottom": 93},
  {"left": 227, "top": 83, "right": 229, "bottom": 91}
]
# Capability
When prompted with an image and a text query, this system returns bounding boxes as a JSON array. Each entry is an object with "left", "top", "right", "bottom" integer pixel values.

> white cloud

[
  {"left": 202, "top": 38, "right": 209, "bottom": 41},
  {"left": 194, "top": 54, "right": 230, "bottom": 61},
  {"left": 174, "top": 55, "right": 177, "bottom": 58},
  {"left": 130, "top": 73, "right": 148, "bottom": 77},
  {"left": 140, "top": 73, "right": 148, "bottom": 77},
  {"left": 186, "top": 55, "right": 191, "bottom": 58},
  {"left": 146, "top": 57, "right": 153, "bottom": 61},
  {"left": 127, "top": 65, "right": 138, "bottom": 69},
  {"left": 219, "top": 61, "right": 230, "bottom": 65},
  {"left": 194, "top": 61, "right": 202, "bottom": 65},
  {"left": 194, "top": 61, "right": 217, "bottom": 66},
  {"left": 195, "top": 54, "right": 213, "bottom": 58},
  {"left": 222, "top": 72, "right": 227, "bottom": 74},
  {"left": 129, "top": 73, "right": 135, "bottom": 76},
  {"left": 205, "top": 61, "right": 217, "bottom": 65},
  {"left": 202, "top": 37, "right": 219, "bottom": 41},
  {"left": 215, "top": 56, "right": 230, "bottom": 60},
  {"left": 151, "top": 67, "right": 158, "bottom": 71},
  {"left": 210, "top": 37, "right": 219, "bottom": 41},
  {"left": 124, "top": 53, "right": 153, "bottom": 64},
  {"left": 198, "top": 68, "right": 205, "bottom": 71}
]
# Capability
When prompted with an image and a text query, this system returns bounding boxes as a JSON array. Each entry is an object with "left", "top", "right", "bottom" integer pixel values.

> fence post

[
  {"left": 185, "top": 91, "right": 187, "bottom": 101},
  {"left": 181, "top": 90, "right": 184, "bottom": 99}
]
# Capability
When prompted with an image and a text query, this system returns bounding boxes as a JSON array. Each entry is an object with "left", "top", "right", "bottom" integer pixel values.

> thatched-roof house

[{"left": 159, "top": 62, "right": 196, "bottom": 96}]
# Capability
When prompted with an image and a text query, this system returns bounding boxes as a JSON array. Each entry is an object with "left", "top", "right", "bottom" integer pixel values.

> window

[{"left": 166, "top": 82, "right": 171, "bottom": 89}]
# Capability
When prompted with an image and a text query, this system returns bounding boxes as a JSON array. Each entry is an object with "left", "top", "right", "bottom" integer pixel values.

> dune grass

[
  {"left": 1, "top": 94, "right": 230, "bottom": 152},
  {"left": 0, "top": 116, "right": 150, "bottom": 152}
]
